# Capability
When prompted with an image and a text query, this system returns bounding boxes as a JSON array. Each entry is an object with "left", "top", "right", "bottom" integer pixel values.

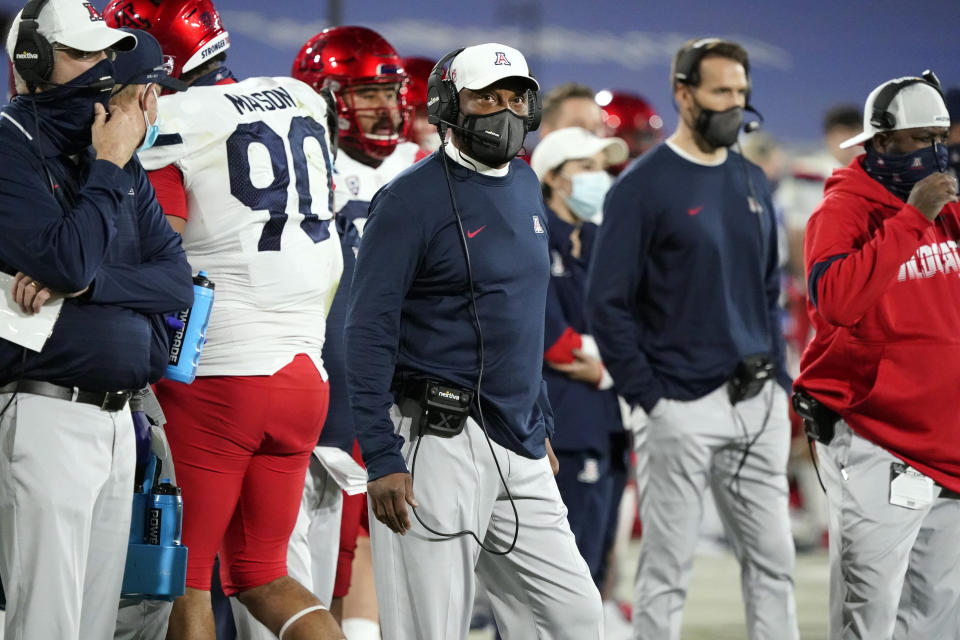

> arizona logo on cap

[
  {"left": 494, "top": 52, "right": 511, "bottom": 66},
  {"left": 83, "top": 2, "right": 104, "bottom": 21}
]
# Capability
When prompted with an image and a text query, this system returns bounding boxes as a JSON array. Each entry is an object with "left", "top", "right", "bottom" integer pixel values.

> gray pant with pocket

[
  {"left": 817, "top": 420, "right": 960, "bottom": 640},
  {"left": 370, "top": 406, "right": 603, "bottom": 640},
  {"left": 632, "top": 381, "right": 798, "bottom": 640}
]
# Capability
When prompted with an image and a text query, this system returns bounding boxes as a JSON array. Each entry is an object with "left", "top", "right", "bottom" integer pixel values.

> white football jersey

[
  {"left": 333, "top": 141, "right": 420, "bottom": 248},
  {"left": 140, "top": 76, "right": 343, "bottom": 377}
]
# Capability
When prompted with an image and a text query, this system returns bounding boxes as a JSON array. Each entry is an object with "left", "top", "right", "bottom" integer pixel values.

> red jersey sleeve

[{"left": 147, "top": 164, "right": 188, "bottom": 220}]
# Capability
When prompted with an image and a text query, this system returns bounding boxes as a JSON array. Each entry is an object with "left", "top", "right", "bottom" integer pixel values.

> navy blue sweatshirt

[
  {"left": 0, "top": 95, "right": 193, "bottom": 391},
  {"left": 345, "top": 151, "right": 554, "bottom": 481},
  {"left": 543, "top": 208, "right": 622, "bottom": 454},
  {"left": 586, "top": 143, "right": 788, "bottom": 413}
]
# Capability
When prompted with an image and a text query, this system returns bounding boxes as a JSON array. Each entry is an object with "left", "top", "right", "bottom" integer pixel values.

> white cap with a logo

[
  {"left": 530, "top": 127, "right": 629, "bottom": 180},
  {"left": 6, "top": 0, "right": 137, "bottom": 62},
  {"left": 448, "top": 43, "right": 540, "bottom": 93},
  {"left": 840, "top": 78, "right": 951, "bottom": 149}
]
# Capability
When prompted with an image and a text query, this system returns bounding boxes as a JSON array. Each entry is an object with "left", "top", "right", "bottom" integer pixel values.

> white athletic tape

[
  {"left": 278, "top": 604, "right": 327, "bottom": 640},
  {"left": 342, "top": 617, "right": 381, "bottom": 640}
]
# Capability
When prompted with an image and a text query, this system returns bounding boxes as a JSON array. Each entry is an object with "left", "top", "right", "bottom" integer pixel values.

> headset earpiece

[
  {"left": 673, "top": 37, "right": 751, "bottom": 101},
  {"left": 426, "top": 48, "right": 464, "bottom": 130},
  {"left": 526, "top": 88, "right": 541, "bottom": 132},
  {"left": 13, "top": 0, "right": 54, "bottom": 92}
]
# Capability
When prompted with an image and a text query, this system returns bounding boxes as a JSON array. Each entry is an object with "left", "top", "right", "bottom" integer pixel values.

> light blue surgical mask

[
  {"left": 565, "top": 170, "right": 613, "bottom": 222},
  {"left": 137, "top": 86, "right": 161, "bottom": 153}
]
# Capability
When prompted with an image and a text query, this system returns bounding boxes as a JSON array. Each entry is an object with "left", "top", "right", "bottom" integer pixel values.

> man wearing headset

[
  {"left": 0, "top": 1, "right": 193, "bottom": 638},
  {"left": 586, "top": 38, "right": 798, "bottom": 639},
  {"left": 345, "top": 43, "right": 602, "bottom": 640},
  {"left": 794, "top": 73, "right": 960, "bottom": 639}
]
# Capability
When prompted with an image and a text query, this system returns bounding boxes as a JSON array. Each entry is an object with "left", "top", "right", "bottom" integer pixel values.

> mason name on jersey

[{"left": 139, "top": 76, "right": 343, "bottom": 378}]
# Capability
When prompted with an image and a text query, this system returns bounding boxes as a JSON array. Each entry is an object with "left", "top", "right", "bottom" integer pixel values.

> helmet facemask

[{"left": 328, "top": 77, "right": 412, "bottom": 165}]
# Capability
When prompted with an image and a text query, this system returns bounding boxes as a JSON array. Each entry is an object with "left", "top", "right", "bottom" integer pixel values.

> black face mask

[
  {"left": 691, "top": 98, "right": 743, "bottom": 149},
  {"left": 863, "top": 142, "right": 949, "bottom": 201},
  {"left": 458, "top": 108, "right": 527, "bottom": 166}
]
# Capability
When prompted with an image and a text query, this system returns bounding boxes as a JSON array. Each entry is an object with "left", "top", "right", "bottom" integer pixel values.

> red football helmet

[
  {"left": 103, "top": 0, "right": 230, "bottom": 79},
  {"left": 399, "top": 56, "right": 435, "bottom": 113},
  {"left": 595, "top": 90, "right": 664, "bottom": 165},
  {"left": 292, "top": 26, "right": 411, "bottom": 163}
]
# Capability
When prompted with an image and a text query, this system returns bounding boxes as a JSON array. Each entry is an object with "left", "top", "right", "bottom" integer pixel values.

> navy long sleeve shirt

[
  {"left": 0, "top": 99, "right": 193, "bottom": 391},
  {"left": 345, "top": 151, "right": 554, "bottom": 481},
  {"left": 586, "top": 142, "right": 789, "bottom": 413}
]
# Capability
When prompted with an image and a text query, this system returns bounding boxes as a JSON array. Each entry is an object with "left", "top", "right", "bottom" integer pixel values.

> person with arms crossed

[
  {"left": 103, "top": 1, "right": 345, "bottom": 638},
  {"left": 793, "top": 71, "right": 960, "bottom": 640},
  {"left": 586, "top": 37, "right": 798, "bottom": 640},
  {"left": 345, "top": 43, "right": 603, "bottom": 640},
  {"left": 0, "top": 1, "right": 193, "bottom": 637}
]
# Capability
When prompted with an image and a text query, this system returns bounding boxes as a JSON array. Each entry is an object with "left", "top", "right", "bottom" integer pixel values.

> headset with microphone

[
  {"left": 870, "top": 70, "right": 944, "bottom": 131},
  {"left": 673, "top": 37, "right": 763, "bottom": 133},
  {"left": 425, "top": 47, "right": 542, "bottom": 148},
  {"left": 403, "top": 47, "right": 544, "bottom": 556},
  {"left": 12, "top": 0, "right": 116, "bottom": 93},
  {"left": 676, "top": 38, "right": 777, "bottom": 484}
]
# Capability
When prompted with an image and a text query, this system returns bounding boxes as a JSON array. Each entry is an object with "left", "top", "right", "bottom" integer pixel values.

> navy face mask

[
  {"left": 863, "top": 142, "right": 949, "bottom": 201},
  {"left": 20, "top": 58, "right": 115, "bottom": 156}
]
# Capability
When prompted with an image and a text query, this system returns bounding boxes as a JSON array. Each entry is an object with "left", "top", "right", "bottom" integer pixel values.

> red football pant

[{"left": 154, "top": 354, "right": 328, "bottom": 595}]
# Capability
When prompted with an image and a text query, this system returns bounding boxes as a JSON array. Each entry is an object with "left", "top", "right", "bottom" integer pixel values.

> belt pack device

[
  {"left": 398, "top": 379, "right": 474, "bottom": 438},
  {"left": 791, "top": 389, "right": 840, "bottom": 445},
  {"left": 727, "top": 354, "right": 775, "bottom": 405}
]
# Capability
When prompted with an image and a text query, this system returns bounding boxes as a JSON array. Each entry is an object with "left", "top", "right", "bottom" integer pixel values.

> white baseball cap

[
  {"left": 530, "top": 127, "right": 629, "bottom": 180},
  {"left": 840, "top": 77, "right": 951, "bottom": 149},
  {"left": 448, "top": 43, "right": 539, "bottom": 93},
  {"left": 6, "top": 0, "right": 137, "bottom": 62}
]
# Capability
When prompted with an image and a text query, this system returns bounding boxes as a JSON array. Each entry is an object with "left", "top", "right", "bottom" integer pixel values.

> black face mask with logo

[
  {"left": 863, "top": 142, "right": 949, "bottom": 201},
  {"left": 458, "top": 108, "right": 528, "bottom": 167}
]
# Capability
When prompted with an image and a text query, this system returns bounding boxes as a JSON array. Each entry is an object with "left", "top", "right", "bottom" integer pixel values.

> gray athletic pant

[
  {"left": 370, "top": 407, "right": 603, "bottom": 640},
  {"left": 817, "top": 420, "right": 960, "bottom": 640},
  {"left": 632, "top": 381, "right": 798, "bottom": 640}
]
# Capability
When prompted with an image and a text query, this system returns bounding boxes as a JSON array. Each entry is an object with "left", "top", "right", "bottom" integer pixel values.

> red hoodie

[{"left": 796, "top": 156, "right": 960, "bottom": 492}]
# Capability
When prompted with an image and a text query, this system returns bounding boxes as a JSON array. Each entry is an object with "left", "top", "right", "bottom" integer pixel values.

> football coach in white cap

[
  {"left": 345, "top": 43, "right": 603, "bottom": 640},
  {"left": 794, "top": 70, "right": 960, "bottom": 639}
]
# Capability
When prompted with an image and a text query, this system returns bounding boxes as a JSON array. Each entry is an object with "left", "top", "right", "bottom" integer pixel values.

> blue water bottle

[
  {"left": 146, "top": 479, "right": 182, "bottom": 546},
  {"left": 165, "top": 271, "right": 215, "bottom": 384}
]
